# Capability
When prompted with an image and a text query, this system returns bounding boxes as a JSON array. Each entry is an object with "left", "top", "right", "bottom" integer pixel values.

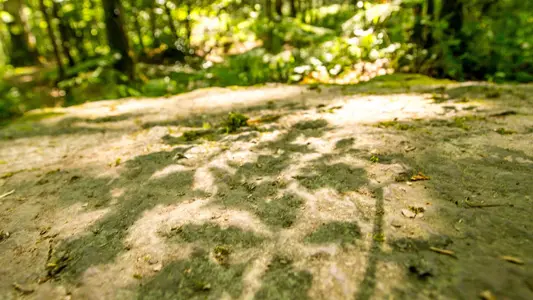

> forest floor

[{"left": 1, "top": 74, "right": 533, "bottom": 300}]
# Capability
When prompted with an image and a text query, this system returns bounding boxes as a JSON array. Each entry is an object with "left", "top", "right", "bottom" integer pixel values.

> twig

[
  {"left": 500, "top": 255, "right": 524, "bottom": 265},
  {"left": 465, "top": 199, "right": 511, "bottom": 208},
  {"left": 429, "top": 247, "right": 457, "bottom": 258},
  {"left": 0, "top": 190, "right": 15, "bottom": 199}
]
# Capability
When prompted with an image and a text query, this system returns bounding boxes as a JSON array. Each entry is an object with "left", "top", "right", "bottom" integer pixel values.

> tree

[
  {"left": 52, "top": 1, "right": 76, "bottom": 67},
  {"left": 102, "top": 0, "right": 135, "bottom": 80},
  {"left": 264, "top": 0, "right": 272, "bottom": 19},
  {"left": 4, "top": 0, "right": 38, "bottom": 66},
  {"left": 163, "top": 1, "right": 179, "bottom": 41},
  {"left": 275, "top": 0, "right": 282, "bottom": 17},
  {"left": 39, "top": 0, "right": 64, "bottom": 80},
  {"left": 289, "top": 0, "right": 296, "bottom": 18}
]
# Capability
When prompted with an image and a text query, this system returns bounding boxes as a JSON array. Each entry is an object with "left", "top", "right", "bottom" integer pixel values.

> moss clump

[
  {"left": 213, "top": 245, "right": 231, "bottom": 265},
  {"left": 138, "top": 254, "right": 246, "bottom": 300},
  {"left": 305, "top": 221, "right": 361, "bottom": 246},
  {"left": 166, "top": 224, "right": 263, "bottom": 248},
  {"left": 182, "top": 129, "right": 217, "bottom": 141},
  {"left": 495, "top": 127, "right": 516, "bottom": 135},
  {"left": 255, "top": 256, "right": 313, "bottom": 300},
  {"left": 448, "top": 115, "right": 486, "bottom": 130},
  {"left": 224, "top": 112, "right": 249, "bottom": 133}
]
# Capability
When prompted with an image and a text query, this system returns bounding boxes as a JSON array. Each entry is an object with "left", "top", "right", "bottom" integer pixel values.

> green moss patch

[
  {"left": 305, "top": 221, "right": 361, "bottom": 246},
  {"left": 166, "top": 224, "right": 264, "bottom": 248},
  {"left": 256, "top": 194, "right": 304, "bottom": 228},
  {"left": 254, "top": 256, "right": 313, "bottom": 300},
  {"left": 138, "top": 254, "right": 246, "bottom": 300}
]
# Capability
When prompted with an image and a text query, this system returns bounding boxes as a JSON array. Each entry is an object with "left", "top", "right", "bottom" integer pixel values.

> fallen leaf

[
  {"left": 479, "top": 290, "right": 496, "bottom": 300},
  {"left": 404, "top": 145, "right": 416, "bottom": 152},
  {"left": 401, "top": 209, "right": 416, "bottom": 218},
  {"left": 410, "top": 172, "right": 430, "bottom": 181},
  {"left": 500, "top": 255, "right": 524, "bottom": 265},
  {"left": 12, "top": 283, "right": 34, "bottom": 294},
  {"left": 429, "top": 247, "right": 456, "bottom": 258}
]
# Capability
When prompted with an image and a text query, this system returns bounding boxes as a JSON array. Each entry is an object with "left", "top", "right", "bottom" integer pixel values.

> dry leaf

[
  {"left": 479, "top": 290, "right": 496, "bottom": 300},
  {"left": 410, "top": 172, "right": 430, "bottom": 181},
  {"left": 500, "top": 255, "right": 524, "bottom": 265},
  {"left": 12, "top": 283, "right": 34, "bottom": 294},
  {"left": 429, "top": 247, "right": 456, "bottom": 258}
]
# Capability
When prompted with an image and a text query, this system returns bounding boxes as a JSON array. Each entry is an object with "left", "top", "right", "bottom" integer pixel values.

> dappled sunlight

[
  {"left": 1, "top": 80, "right": 532, "bottom": 299},
  {"left": 0, "top": 0, "right": 531, "bottom": 296},
  {"left": 51, "top": 204, "right": 111, "bottom": 240}
]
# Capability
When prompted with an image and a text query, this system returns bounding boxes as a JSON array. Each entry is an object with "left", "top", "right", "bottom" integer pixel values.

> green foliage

[
  {"left": 0, "top": 84, "right": 23, "bottom": 120},
  {"left": 0, "top": 0, "right": 531, "bottom": 119},
  {"left": 389, "top": 0, "right": 533, "bottom": 81}
]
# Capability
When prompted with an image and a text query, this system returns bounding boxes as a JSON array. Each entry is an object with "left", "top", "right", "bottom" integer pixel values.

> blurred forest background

[{"left": 0, "top": 0, "right": 532, "bottom": 121}]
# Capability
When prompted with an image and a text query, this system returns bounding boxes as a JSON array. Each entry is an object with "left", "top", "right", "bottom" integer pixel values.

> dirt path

[{"left": 1, "top": 77, "right": 533, "bottom": 299}]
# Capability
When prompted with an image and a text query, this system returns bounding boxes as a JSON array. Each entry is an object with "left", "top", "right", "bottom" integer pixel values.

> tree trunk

[
  {"left": 39, "top": 0, "right": 64, "bottom": 80},
  {"left": 52, "top": 1, "right": 76, "bottom": 67},
  {"left": 424, "top": 0, "right": 435, "bottom": 49},
  {"left": 289, "top": 0, "right": 296, "bottom": 18},
  {"left": 440, "top": 0, "right": 465, "bottom": 77},
  {"left": 185, "top": 3, "right": 192, "bottom": 45},
  {"left": 102, "top": 0, "right": 135, "bottom": 80},
  {"left": 411, "top": 3, "right": 423, "bottom": 46},
  {"left": 275, "top": 0, "right": 282, "bottom": 17},
  {"left": 132, "top": 11, "right": 145, "bottom": 50},
  {"left": 265, "top": 0, "right": 272, "bottom": 19},
  {"left": 164, "top": 2, "right": 180, "bottom": 42},
  {"left": 149, "top": 1, "right": 160, "bottom": 47},
  {"left": 4, "top": 0, "right": 38, "bottom": 66}
]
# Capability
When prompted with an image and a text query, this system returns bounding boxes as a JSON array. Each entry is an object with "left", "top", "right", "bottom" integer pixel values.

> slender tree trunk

[
  {"left": 164, "top": 2, "right": 180, "bottom": 42},
  {"left": 424, "top": 0, "right": 435, "bottom": 49},
  {"left": 411, "top": 3, "right": 423, "bottom": 46},
  {"left": 133, "top": 11, "right": 145, "bottom": 50},
  {"left": 39, "top": 0, "right": 64, "bottom": 80},
  {"left": 185, "top": 3, "right": 192, "bottom": 45},
  {"left": 71, "top": 0, "right": 88, "bottom": 60},
  {"left": 52, "top": 1, "right": 76, "bottom": 67},
  {"left": 102, "top": 0, "right": 135, "bottom": 80},
  {"left": 275, "top": 0, "right": 282, "bottom": 17},
  {"left": 4, "top": 0, "right": 38, "bottom": 66},
  {"left": 150, "top": 2, "right": 160, "bottom": 47},
  {"left": 265, "top": 0, "right": 272, "bottom": 19},
  {"left": 289, "top": 0, "right": 296, "bottom": 18}
]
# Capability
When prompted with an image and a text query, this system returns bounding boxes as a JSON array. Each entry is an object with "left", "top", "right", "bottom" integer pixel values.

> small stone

[
  {"left": 0, "top": 230, "right": 10, "bottom": 241},
  {"left": 152, "top": 264, "right": 162, "bottom": 272},
  {"left": 148, "top": 258, "right": 159, "bottom": 265},
  {"left": 391, "top": 220, "right": 402, "bottom": 228},
  {"left": 401, "top": 209, "right": 416, "bottom": 218}
]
